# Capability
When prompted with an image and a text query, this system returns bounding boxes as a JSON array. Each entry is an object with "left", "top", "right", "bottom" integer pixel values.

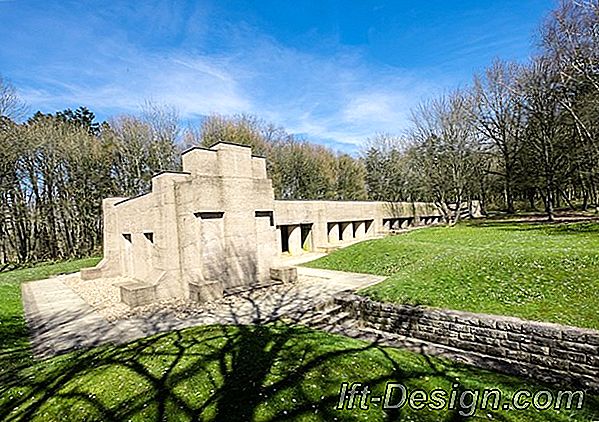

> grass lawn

[
  {"left": 0, "top": 258, "right": 597, "bottom": 420},
  {"left": 305, "top": 220, "right": 599, "bottom": 330}
]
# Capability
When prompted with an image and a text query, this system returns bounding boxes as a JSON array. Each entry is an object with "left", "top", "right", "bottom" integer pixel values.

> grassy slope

[
  {"left": 0, "top": 257, "right": 597, "bottom": 420},
  {"left": 305, "top": 221, "right": 599, "bottom": 330}
]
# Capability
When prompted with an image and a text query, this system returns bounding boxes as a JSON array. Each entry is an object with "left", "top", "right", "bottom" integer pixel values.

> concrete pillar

[
  {"left": 327, "top": 223, "right": 339, "bottom": 244},
  {"left": 383, "top": 219, "right": 391, "bottom": 231},
  {"left": 275, "top": 226, "right": 282, "bottom": 252},
  {"left": 391, "top": 219, "right": 400, "bottom": 230},
  {"left": 309, "top": 221, "right": 325, "bottom": 248},
  {"left": 288, "top": 225, "right": 302, "bottom": 255},
  {"left": 340, "top": 222, "right": 352, "bottom": 242},
  {"left": 401, "top": 219, "right": 409, "bottom": 229}
]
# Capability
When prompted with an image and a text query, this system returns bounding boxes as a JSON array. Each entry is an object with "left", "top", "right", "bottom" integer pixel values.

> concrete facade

[{"left": 82, "top": 142, "right": 466, "bottom": 305}]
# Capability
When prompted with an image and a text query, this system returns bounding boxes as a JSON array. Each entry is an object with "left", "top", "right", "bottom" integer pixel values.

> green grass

[
  {"left": 305, "top": 220, "right": 599, "bottom": 330},
  {"left": 0, "top": 256, "right": 597, "bottom": 420},
  {"left": 1, "top": 324, "right": 598, "bottom": 421}
]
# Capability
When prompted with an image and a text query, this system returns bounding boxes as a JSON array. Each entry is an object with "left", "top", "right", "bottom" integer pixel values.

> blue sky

[{"left": 0, "top": 0, "right": 555, "bottom": 152}]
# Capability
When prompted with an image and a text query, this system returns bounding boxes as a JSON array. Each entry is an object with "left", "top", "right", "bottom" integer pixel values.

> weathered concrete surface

[
  {"left": 22, "top": 267, "right": 385, "bottom": 358},
  {"left": 81, "top": 142, "right": 474, "bottom": 306},
  {"left": 82, "top": 142, "right": 278, "bottom": 305}
]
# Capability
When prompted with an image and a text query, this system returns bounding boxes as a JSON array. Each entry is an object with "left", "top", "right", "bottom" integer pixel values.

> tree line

[
  {"left": 1, "top": 0, "right": 598, "bottom": 265},
  {"left": 0, "top": 100, "right": 367, "bottom": 265},
  {"left": 366, "top": 1, "right": 599, "bottom": 223}
]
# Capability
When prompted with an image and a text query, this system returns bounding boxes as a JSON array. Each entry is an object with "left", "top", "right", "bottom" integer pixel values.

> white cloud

[
  {"left": 18, "top": 42, "right": 252, "bottom": 118},
  {"left": 13, "top": 15, "right": 440, "bottom": 150}
]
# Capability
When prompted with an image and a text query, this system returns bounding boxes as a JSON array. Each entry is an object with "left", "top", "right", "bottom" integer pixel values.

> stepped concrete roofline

[
  {"left": 209, "top": 140, "right": 253, "bottom": 149},
  {"left": 181, "top": 146, "right": 216, "bottom": 155}
]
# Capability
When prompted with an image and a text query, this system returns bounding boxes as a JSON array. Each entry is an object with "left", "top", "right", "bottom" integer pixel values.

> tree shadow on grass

[
  {"left": 467, "top": 218, "right": 599, "bottom": 235},
  {"left": 2, "top": 281, "right": 598, "bottom": 420}
]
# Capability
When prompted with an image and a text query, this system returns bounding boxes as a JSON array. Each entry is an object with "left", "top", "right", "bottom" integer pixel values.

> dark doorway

[
  {"left": 365, "top": 220, "right": 373, "bottom": 235},
  {"left": 339, "top": 222, "right": 348, "bottom": 241},
  {"left": 300, "top": 224, "right": 312, "bottom": 251}
]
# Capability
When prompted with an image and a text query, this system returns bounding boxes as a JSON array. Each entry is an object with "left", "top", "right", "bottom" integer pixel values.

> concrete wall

[
  {"left": 273, "top": 200, "right": 443, "bottom": 252},
  {"left": 82, "top": 142, "right": 476, "bottom": 305},
  {"left": 82, "top": 142, "right": 278, "bottom": 303}
]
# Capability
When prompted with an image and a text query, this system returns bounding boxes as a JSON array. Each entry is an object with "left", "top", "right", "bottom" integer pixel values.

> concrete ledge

[
  {"left": 80, "top": 258, "right": 110, "bottom": 280},
  {"left": 317, "top": 245, "right": 340, "bottom": 253},
  {"left": 270, "top": 267, "right": 298, "bottom": 283},
  {"left": 119, "top": 282, "right": 157, "bottom": 307},
  {"left": 80, "top": 267, "right": 104, "bottom": 280},
  {"left": 189, "top": 280, "right": 224, "bottom": 303}
]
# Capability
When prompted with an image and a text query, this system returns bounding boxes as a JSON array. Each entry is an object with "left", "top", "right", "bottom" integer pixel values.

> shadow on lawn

[
  {"left": 468, "top": 218, "right": 599, "bottom": 235},
  {"left": 1, "top": 281, "right": 597, "bottom": 421}
]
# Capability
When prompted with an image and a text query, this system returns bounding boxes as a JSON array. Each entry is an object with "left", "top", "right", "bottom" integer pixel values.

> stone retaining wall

[{"left": 335, "top": 293, "right": 599, "bottom": 390}]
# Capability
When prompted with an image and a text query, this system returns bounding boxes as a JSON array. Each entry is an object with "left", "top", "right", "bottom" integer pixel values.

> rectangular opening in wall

[
  {"left": 122, "top": 233, "right": 132, "bottom": 242},
  {"left": 278, "top": 225, "right": 290, "bottom": 253},
  {"left": 338, "top": 223, "right": 344, "bottom": 241},
  {"left": 143, "top": 232, "right": 154, "bottom": 243},
  {"left": 300, "top": 224, "right": 312, "bottom": 251},
  {"left": 327, "top": 222, "right": 337, "bottom": 243},
  {"left": 365, "top": 219, "right": 373, "bottom": 234},
  {"left": 255, "top": 210, "right": 274, "bottom": 226},
  {"left": 194, "top": 211, "right": 224, "bottom": 219},
  {"left": 352, "top": 222, "right": 358, "bottom": 238}
]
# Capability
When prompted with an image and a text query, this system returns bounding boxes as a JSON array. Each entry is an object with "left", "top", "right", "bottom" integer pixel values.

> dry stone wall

[{"left": 335, "top": 293, "right": 599, "bottom": 390}]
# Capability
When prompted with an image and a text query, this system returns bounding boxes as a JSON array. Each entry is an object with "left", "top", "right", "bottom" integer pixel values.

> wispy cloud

[
  {"left": 18, "top": 46, "right": 251, "bottom": 118},
  {"left": 13, "top": 23, "right": 437, "bottom": 152},
  {"left": 4, "top": 0, "right": 543, "bottom": 153}
]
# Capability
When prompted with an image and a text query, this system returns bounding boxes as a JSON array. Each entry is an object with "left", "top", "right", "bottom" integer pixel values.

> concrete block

[
  {"left": 119, "top": 282, "right": 157, "bottom": 307},
  {"left": 80, "top": 267, "right": 103, "bottom": 280},
  {"left": 270, "top": 267, "right": 298, "bottom": 283},
  {"left": 189, "top": 280, "right": 224, "bottom": 303}
]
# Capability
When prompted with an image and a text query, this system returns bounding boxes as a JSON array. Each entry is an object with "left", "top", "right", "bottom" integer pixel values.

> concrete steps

[{"left": 297, "top": 301, "right": 358, "bottom": 332}]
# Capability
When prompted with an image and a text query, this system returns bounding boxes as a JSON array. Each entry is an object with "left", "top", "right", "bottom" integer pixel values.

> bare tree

[
  {"left": 517, "top": 58, "right": 571, "bottom": 221},
  {"left": 542, "top": 0, "right": 599, "bottom": 210},
  {"left": 408, "top": 91, "right": 482, "bottom": 224},
  {"left": 0, "top": 75, "right": 27, "bottom": 120},
  {"left": 471, "top": 60, "right": 527, "bottom": 213}
]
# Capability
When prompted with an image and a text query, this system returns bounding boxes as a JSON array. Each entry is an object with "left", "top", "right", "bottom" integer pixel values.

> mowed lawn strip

[
  {"left": 0, "top": 258, "right": 597, "bottom": 420},
  {"left": 305, "top": 221, "right": 599, "bottom": 330}
]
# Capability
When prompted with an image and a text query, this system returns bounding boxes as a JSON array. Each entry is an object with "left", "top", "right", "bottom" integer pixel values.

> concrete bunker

[{"left": 81, "top": 142, "right": 458, "bottom": 306}]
